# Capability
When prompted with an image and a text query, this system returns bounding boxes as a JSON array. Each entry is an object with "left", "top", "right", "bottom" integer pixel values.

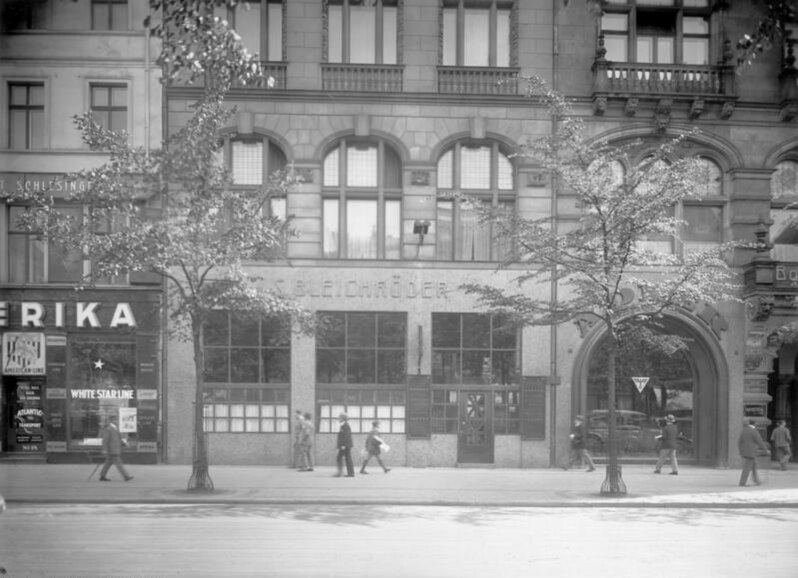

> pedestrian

[
  {"left": 653, "top": 414, "right": 679, "bottom": 475},
  {"left": 291, "top": 410, "right": 304, "bottom": 469},
  {"left": 298, "top": 412, "right": 314, "bottom": 472},
  {"left": 739, "top": 419, "right": 770, "bottom": 486},
  {"left": 335, "top": 412, "right": 355, "bottom": 477},
  {"left": 360, "top": 420, "right": 391, "bottom": 474},
  {"left": 770, "top": 419, "right": 792, "bottom": 471},
  {"left": 99, "top": 415, "right": 133, "bottom": 482},
  {"left": 561, "top": 415, "right": 595, "bottom": 472}
]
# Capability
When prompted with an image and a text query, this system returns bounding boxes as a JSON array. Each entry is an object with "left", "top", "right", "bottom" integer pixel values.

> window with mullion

[
  {"left": 316, "top": 312, "right": 407, "bottom": 385},
  {"left": 436, "top": 141, "right": 515, "bottom": 261},
  {"left": 215, "top": 0, "right": 284, "bottom": 61},
  {"left": 442, "top": 0, "right": 513, "bottom": 67},
  {"left": 327, "top": 0, "right": 399, "bottom": 64},
  {"left": 322, "top": 139, "right": 402, "bottom": 260},
  {"left": 9, "top": 82, "right": 44, "bottom": 150},
  {"left": 91, "top": 0, "right": 128, "bottom": 31},
  {"left": 90, "top": 84, "right": 127, "bottom": 133},
  {"left": 223, "top": 136, "right": 288, "bottom": 219}
]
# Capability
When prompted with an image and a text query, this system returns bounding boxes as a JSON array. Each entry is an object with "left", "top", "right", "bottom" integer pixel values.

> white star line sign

[{"left": 93, "top": 359, "right": 105, "bottom": 370}]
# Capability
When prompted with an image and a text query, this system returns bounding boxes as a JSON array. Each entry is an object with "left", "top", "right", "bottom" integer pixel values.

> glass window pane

[
  {"left": 204, "top": 349, "right": 229, "bottom": 382},
  {"left": 204, "top": 310, "right": 229, "bottom": 345},
  {"left": 348, "top": 313, "right": 376, "bottom": 347},
  {"left": 30, "top": 238, "right": 45, "bottom": 282},
  {"left": 317, "top": 349, "right": 346, "bottom": 383},
  {"left": 456, "top": 204, "right": 490, "bottom": 261},
  {"left": 263, "top": 348, "right": 290, "bottom": 382},
  {"left": 347, "top": 199, "right": 377, "bottom": 259},
  {"left": 350, "top": 5, "right": 376, "bottom": 64},
  {"left": 318, "top": 312, "right": 346, "bottom": 347},
  {"left": 436, "top": 200, "right": 453, "bottom": 260},
  {"left": 683, "top": 38, "right": 708, "bottom": 65},
  {"left": 10, "top": 85, "right": 28, "bottom": 105},
  {"left": 385, "top": 199, "right": 401, "bottom": 260},
  {"left": 236, "top": 1, "right": 261, "bottom": 54},
  {"left": 93, "top": 4, "right": 109, "bottom": 29},
  {"left": 323, "top": 199, "right": 339, "bottom": 258},
  {"left": 462, "top": 350, "right": 490, "bottom": 383},
  {"left": 324, "top": 149, "right": 340, "bottom": 187},
  {"left": 438, "top": 150, "right": 453, "bottom": 189},
  {"left": 378, "top": 313, "right": 406, "bottom": 348},
  {"left": 8, "top": 236, "right": 27, "bottom": 282},
  {"left": 497, "top": 152, "right": 513, "bottom": 190},
  {"left": 10, "top": 110, "right": 27, "bottom": 149},
  {"left": 92, "top": 86, "right": 109, "bottom": 107},
  {"left": 772, "top": 161, "right": 798, "bottom": 198},
  {"left": 637, "top": 37, "right": 654, "bottom": 63},
  {"left": 270, "top": 197, "right": 286, "bottom": 220},
  {"left": 657, "top": 37, "right": 674, "bottom": 64},
  {"left": 29, "top": 85, "right": 44, "bottom": 106},
  {"left": 231, "top": 313, "right": 260, "bottom": 345},
  {"left": 460, "top": 146, "right": 491, "bottom": 189},
  {"left": 232, "top": 141, "right": 263, "bottom": 185},
  {"left": 683, "top": 206, "right": 721, "bottom": 244},
  {"left": 347, "top": 349, "right": 376, "bottom": 383},
  {"left": 432, "top": 313, "right": 461, "bottom": 348},
  {"left": 110, "top": 2, "right": 127, "bottom": 30},
  {"left": 110, "top": 110, "right": 126, "bottom": 132},
  {"left": 110, "top": 86, "right": 126, "bottom": 106},
  {"left": 347, "top": 144, "right": 378, "bottom": 187},
  {"left": 48, "top": 243, "right": 82, "bottom": 282},
  {"left": 231, "top": 349, "right": 260, "bottom": 382},
  {"left": 442, "top": 9, "right": 457, "bottom": 66},
  {"left": 378, "top": 351, "right": 405, "bottom": 383},
  {"left": 463, "top": 9, "right": 489, "bottom": 66},
  {"left": 268, "top": 3, "right": 283, "bottom": 60},
  {"left": 604, "top": 36, "right": 628, "bottom": 61},
  {"left": 695, "top": 158, "right": 722, "bottom": 198},
  {"left": 463, "top": 315, "right": 490, "bottom": 349},
  {"left": 329, "top": 5, "right": 343, "bottom": 63},
  {"left": 602, "top": 13, "right": 628, "bottom": 32},
  {"left": 683, "top": 17, "right": 708, "bottom": 35},
  {"left": 496, "top": 8, "right": 510, "bottom": 67},
  {"left": 383, "top": 6, "right": 397, "bottom": 64}
]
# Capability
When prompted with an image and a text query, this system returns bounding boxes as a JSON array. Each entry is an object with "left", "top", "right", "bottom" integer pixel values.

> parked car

[{"left": 586, "top": 409, "right": 650, "bottom": 454}]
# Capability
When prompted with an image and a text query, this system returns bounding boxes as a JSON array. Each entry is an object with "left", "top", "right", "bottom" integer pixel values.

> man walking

[
  {"left": 292, "top": 410, "right": 304, "bottom": 469},
  {"left": 739, "top": 419, "right": 770, "bottom": 486},
  {"left": 654, "top": 414, "right": 679, "bottom": 475},
  {"left": 99, "top": 415, "right": 133, "bottom": 482},
  {"left": 562, "top": 415, "right": 595, "bottom": 472},
  {"left": 335, "top": 413, "right": 354, "bottom": 477},
  {"left": 770, "top": 420, "right": 792, "bottom": 471},
  {"left": 298, "top": 412, "right": 315, "bottom": 472}
]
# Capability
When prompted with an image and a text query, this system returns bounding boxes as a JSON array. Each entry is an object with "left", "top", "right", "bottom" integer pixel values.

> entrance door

[{"left": 457, "top": 391, "right": 493, "bottom": 463}]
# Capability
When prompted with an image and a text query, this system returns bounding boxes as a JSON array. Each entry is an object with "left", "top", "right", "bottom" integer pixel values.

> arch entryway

[{"left": 571, "top": 312, "right": 729, "bottom": 465}]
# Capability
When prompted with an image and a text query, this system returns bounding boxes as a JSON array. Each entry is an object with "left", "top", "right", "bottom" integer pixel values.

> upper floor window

[
  {"left": 215, "top": 0, "right": 284, "bottom": 61},
  {"left": 1, "top": 0, "right": 47, "bottom": 30},
  {"left": 219, "top": 135, "right": 289, "bottom": 220},
  {"left": 8, "top": 82, "right": 44, "bottom": 150},
  {"left": 90, "top": 84, "right": 127, "bottom": 133},
  {"left": 601, "top": 0, "right": 711, "bottom": 65},
  {"left": 436, "top": 140, "right": 514, "bottom": 261},
  {"left": 442, "top": 0, "right": 513, "bottom": 67},
  {"left": 322, "top": 138, "right": 402, "bottom": 259},
  {"left": 91, "top": 0, "right": 128, "bottom": 31},
  {"left": 327, "top": 0, "right": 399, "bottom": 64},
  {"left": 770, "top": 159, "right": 798, "bottom": 261}
]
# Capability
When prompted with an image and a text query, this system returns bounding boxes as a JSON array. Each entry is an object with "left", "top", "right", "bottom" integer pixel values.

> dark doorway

[{"left": 457, "top": 391, "right": 493, "bottom": 463}]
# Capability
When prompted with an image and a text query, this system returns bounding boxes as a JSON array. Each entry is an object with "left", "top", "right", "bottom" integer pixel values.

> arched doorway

[{"left": 572, "top": 314, "right": 728, "bottom": 465}]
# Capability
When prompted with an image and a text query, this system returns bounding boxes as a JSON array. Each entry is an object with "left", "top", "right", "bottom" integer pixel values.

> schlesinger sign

[
  {"left": 2, "top": 332, "right": 46, "bottom": 375},
  {"left": 0, "top": 301, "right": 137, "bottom": 329}
]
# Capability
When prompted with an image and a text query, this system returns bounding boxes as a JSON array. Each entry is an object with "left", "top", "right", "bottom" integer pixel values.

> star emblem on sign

[{"left": 93, "top": 359, "right": 105, "bottom": 370}]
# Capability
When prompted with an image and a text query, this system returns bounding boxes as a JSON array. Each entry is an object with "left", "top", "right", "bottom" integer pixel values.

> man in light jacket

[
  {"left": 770, "top": 420, "right": 792, "bottom": 471},
  {"left": 739, "top": 419, "right": 769, "bottom": 487},
  {"left": 99, "top": 415, "right": 133, "bottom": 482}
]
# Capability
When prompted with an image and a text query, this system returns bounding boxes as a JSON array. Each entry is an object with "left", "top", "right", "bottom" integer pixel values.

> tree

[
  {"left": 460, "top": 77, "right": 740, "bottom": 495},
  {"left": 734, "top": 0, "right": 797, "bottom": 68},
  {"left": 0, "top": 0, "right": 311, "bottom": 492}
]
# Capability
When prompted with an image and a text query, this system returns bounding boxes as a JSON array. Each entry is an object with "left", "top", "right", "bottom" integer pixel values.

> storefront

[{"left": 0, "top": 290, "right": 161, "bottom": 463}]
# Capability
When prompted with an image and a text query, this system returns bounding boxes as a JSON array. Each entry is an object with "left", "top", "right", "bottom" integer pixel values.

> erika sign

[{"left": 0, "top": 302, "right": 137, "bottom": 329}]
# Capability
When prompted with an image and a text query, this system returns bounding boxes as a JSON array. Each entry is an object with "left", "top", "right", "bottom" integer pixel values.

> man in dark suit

[
  {"left": 99, "top": 415, "right": 133, "bottom": 482},
  {"left": 335, "top": 413, "right": 354, "bottom": 477},
  {"left": 739, "top": 419, "right": 769, "bottom": 487},
  {"left": 654, "top": 414, "right": 680, "bottom": 475}
]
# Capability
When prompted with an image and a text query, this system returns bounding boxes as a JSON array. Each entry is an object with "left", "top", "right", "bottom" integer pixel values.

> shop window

[
  {"left": 203, "top": 387, "right": 290, "bottom": 433},
  {"left": 442, "top": 0, "right": 514, "bottom": 67},
  {"left": 493, "top": 390, "right": 520, "bottom": 434},
  {"left": 432, "top": 312, "right": 519, "bottom": 385},
  {"left": 68, "top": 341, "right": 137, "bottom": 448},
  {"left": 91, "top": 0, "right": 128, "bottom": 31},
  {"left": 322, "top": 139, "right": 402, "bottom": 259},
  {"left": 770, "top": 159, "right": 798, "bottom": 261},
  {"left": 214, "top": 0, "right": 284, "bottom": 61},
  {"left": 317, "top": 387, "right": 406, "bottom": 433},
  {"left": 327, "top": 0, "right": 399, "bottom": 64},
  {"left": 90, "top": 84, "right": 127, "bottom": 133},
  {"left": 431, "top": 389, "right": 458, "bottom": 433},
  {"left": 8, "top": 82, "right": 44, "bottom": 150},
  {"left": 7, "top": 205, "right": 83, "bottom": 283},
  {"left": 601, "top": 0, "right": 711, "bottom": 65}
]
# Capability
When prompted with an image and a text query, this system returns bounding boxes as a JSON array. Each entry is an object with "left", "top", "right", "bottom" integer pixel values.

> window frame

[
  {"left": 441, "top": 0, "right": 515, "bottom": 68},
  {"left": 215, "top": 0, "right": 285, "bottom": 62},
  {"left": 322, "top": 138, "right": 403, "bottom": 260},
  {"left": 8, "top": 82, "right": 45, "bottom": 150},
  {"left": 91, "top": 0, "right": 128, "bottom": 31},
  {"left": 89, "top": 83, "right": 128, "bottom": 134},
  {"left": 326, "top": 0, "right": 401, "bottom": 65}
]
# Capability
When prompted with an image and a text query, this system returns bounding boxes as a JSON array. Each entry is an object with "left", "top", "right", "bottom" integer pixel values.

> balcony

[
  {"left": 321, "top": 64, "right": 403, "bottom": 92},
  {"left": 438, "top": 66, "right": 520, "bottom": 95},
  {"left": 168, "top": 61, "right": 287, "bottom": 89}
]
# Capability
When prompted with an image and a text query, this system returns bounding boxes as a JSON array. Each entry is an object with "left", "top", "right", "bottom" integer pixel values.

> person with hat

[
  {"left": 653, "top": 414, "right": 680, "bottom": 475},
  {"left": 770, "top": 419, "right": 792, "bottom": 471},
  {"left": 739, "top": 419, "right": 770, "bottom": 486},
  {"left": 562, "top": 415, "right": 595, "bottom": 472},
  {"left": 360, "top": 420, "right": 391, "bottom": 474},
  {"left": 99, "top": 414, "right": 133, "bottom": 482},
  {"left": 335, "top": 413, "right": 355, "bottom": 477}
]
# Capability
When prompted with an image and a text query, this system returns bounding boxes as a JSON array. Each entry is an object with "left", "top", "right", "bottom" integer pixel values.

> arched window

[
  {"left": 322, "top": 138, "right": 402, "bottom": 259},
  {"left": 220, "top": 135, "right": 288, "bottom": 220},
  {"left": 436, "top": 140, "right": 515, "bottom": 261},
  {"left": 770, "top": 159, "right": 798, "bottom": 261}
]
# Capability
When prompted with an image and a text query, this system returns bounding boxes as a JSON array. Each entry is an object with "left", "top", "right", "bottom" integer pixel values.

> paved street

[{"left": 2, "top": 503, "right": 797, "bottom": 577}]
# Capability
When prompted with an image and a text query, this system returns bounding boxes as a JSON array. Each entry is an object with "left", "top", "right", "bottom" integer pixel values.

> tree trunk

[
  {"left": 187, "top": 316, "right": 214, "bottom": 492},
  {"left": 601, "top": 334, "right": 627, "bottom": 496}
]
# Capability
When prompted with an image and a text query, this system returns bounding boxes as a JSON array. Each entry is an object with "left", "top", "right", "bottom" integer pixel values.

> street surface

[{"left": 2, "top": 503, "right": 797, "bottom": 577}]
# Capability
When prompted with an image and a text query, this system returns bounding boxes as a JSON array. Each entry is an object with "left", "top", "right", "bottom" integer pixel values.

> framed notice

[
  {"left": 2, "top": 332, "right": 46, "bottom": 375},
  {"left": 118, "top": 407, "right": 138, "bottom": 433}
]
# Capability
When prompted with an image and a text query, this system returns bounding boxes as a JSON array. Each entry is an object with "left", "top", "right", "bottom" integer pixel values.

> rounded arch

[
  {"left": 763, "top": 138, "right": 798, "bottom": 168},
  {"left": 217, "top": 126, "right": 295, "bottom": 163},
  {"left": 570, "top": 310, "right": 730, "bottom": 465},
  {"left": 313, "top": 129, "right": 410, "bottom": 165},
  {"left": 429, "top": 131, "right": 520, "bottom": 165},
  {"left": 586, "top": 123, "right": 744, "bottom": 171}
]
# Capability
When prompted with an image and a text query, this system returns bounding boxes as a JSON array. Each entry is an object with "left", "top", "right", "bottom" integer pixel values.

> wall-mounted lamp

[{"left": 413, "top": 220, "right": 430, "bottom": 236}]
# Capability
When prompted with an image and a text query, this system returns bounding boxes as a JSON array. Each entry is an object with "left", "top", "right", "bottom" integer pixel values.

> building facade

[
  {"left": 2, "top": 0, "right": 797, "bottom": 468},
  {"left": 0, "top": 0, "right": 162, "bottom": 463}
]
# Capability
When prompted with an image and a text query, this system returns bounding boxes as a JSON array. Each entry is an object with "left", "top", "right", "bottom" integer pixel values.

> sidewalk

[{"left": 2, "top": 462, "right": 797, "bottom": 508}]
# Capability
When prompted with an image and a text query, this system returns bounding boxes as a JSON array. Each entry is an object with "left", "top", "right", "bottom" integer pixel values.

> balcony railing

[
  {"left": 321, "top": 63, "right": 404, "bottom": 92},
  {"left": 167, "top": 61, "right": 288, "bottom": 89},
  {"left": 592, "top": 61, "right": 735, "bottom": 98},
  {"left": 438, "top": 66, "right": 520, "bottom": 95}
]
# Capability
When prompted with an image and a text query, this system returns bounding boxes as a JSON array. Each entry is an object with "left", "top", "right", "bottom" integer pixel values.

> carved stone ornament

[
  {"left": 411, "top": 171, "right": 430, "bottom": 186},
  {"left": 745, "top": 351, "right": 765, "bottom": 372},
  {"left": 295, "top": 168, "right": 313, "bottom": 184},
  {"left": 624, "top": 98, "right": 638, "bottom": 117},
  {"left": 745, "top": 295, "right": 775, "bottom": 322},
  {"left": 593, "top": 97, "right": 607, "bottom": 116},
  {"left": 689, "top": 99, "right": 705, "bottom": 120},
  {"left": 721, "top": 101, "right": 735, "bottom": 119}
]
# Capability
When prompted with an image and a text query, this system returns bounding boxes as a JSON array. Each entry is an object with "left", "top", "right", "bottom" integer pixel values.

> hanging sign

[{"left": 631, "top": 376, "right": 650, "bottom": 393}]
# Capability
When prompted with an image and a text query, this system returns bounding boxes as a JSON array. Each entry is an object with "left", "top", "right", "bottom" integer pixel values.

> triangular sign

[{"left": 631, "top": 376, "right": 649, "bottom": 393}]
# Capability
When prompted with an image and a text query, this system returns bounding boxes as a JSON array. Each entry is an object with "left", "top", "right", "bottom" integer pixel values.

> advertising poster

[
  {"left": 118, "top": 407, "right": 138, "bottom": 433},
  {"left": 2, "top": 332, "right": 46, "bottom": 375}
]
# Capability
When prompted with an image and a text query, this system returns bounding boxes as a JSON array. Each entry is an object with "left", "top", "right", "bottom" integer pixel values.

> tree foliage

[{"left": 735, "top": 0, "right": 797, "bottom": 68}]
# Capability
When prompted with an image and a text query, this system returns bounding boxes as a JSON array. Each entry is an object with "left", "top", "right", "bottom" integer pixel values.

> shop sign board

[{"left": 2, "top": 332, "right": 46, "bottom": 375}]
